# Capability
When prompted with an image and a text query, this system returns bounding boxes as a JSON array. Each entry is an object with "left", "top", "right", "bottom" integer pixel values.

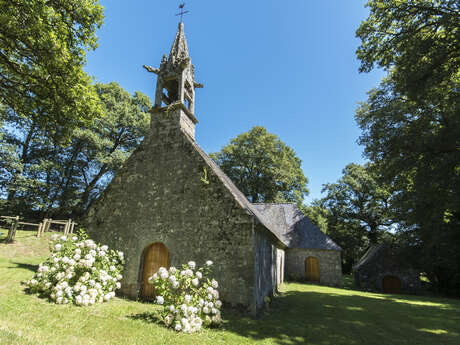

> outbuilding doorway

[
  {"left": 141, "top": 242, "right": 169, "bottom": 299},
  {"left": 382, "top": 275, "right": 401, "bottom": 294},
  {"left": 305, "top": 256, "right": 320, "bottom": 282}
]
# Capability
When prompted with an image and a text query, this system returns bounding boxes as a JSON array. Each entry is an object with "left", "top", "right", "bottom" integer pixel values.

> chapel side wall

[
  {"left": 85, "top": 107, "right": 256, "bottom": 308},
  {"left": 286, "top": 248, "right": 342, "bottom": 287},
  {"left": 253, "top": 224, "right": 278, "bottom": 313}
]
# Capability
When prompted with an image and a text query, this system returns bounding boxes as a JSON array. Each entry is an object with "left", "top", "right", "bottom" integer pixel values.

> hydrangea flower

[
  {"left": 150, "top": 260, "right": 222, "bottom": 333},
  {"left": 25, "top": 231, "right": 123, "bottom": 306}
]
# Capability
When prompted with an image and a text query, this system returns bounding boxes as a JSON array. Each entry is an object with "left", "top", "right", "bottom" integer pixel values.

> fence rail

[{"left": 1, "top": 216, "right": 77, "bottom": 243}]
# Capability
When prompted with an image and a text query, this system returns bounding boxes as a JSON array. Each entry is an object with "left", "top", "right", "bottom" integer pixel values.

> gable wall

[
  {"left": 286, "top": 248, "right": 342, "bottom": 287},
  {"left": 85, "top": 107, "right": 257, "bottom": 307}
]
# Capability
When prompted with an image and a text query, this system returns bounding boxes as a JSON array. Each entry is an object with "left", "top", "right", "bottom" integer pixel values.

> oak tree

[
  {"left": 0, "top": 0, "right": 105, "bottom": 138},
  {"left": 211, "top": 126, "right": 309, "bottom": 205}
]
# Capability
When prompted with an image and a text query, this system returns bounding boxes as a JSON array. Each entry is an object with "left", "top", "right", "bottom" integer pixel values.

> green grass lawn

[{"left": 1, "top": 231, "right": 459, "bottom": 345}]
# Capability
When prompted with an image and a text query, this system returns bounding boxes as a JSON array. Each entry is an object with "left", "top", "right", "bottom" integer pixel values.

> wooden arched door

[
  {"left": 141, "top": 243, "right": 169, "bottom": 299},
  {"left": 382, "top": 275, "right": 401, "bottom": 294},
  {"left": 305, "top": 257, "right": 320, "bottom": 282}
]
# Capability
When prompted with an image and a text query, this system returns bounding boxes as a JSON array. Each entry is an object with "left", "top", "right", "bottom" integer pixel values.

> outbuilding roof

[
  {"left": 353, "top": 244, "right": 383, "bottom": 270},
  {"left": 252, "top": 203, "right": 342, "bottom": 251}
]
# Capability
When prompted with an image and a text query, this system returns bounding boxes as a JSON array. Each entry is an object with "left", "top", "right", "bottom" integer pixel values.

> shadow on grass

[
  {"left": 128, "top": 311, "right": 160, "bottom": 323},
  {"left": 128, "top": 311, "right": 165, "bottom": 327},
  {"left": 222, "top": 285, "right": 460, "bottom": 345},
  {"left": 9, "top": 261, "right": 39, "bottom": 272}
]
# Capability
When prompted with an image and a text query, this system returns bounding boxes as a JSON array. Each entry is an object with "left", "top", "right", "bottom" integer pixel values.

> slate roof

[
  {"left": 353, "top": 244, "right": 383, "bottom": 270},
  {"left": 252, "top": 203, "right": 342, "bottom": 251}
]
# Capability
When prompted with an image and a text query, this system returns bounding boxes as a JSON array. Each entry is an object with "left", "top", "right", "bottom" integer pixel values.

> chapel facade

[
  {"left": 85, "top": 23, "right": 341, "bottom": 315},
  {"left": 85, "top": 22, "right": 285, "bottom": 315}
]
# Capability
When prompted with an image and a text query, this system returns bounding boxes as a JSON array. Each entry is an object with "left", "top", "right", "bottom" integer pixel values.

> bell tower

[{"left": 143, "top": 22, "right": 203, "bottom": 139}]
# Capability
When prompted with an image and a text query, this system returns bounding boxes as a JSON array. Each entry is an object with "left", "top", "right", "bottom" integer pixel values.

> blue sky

[{"left": 84, "top": 0, "right": 384, "bottom": 204}]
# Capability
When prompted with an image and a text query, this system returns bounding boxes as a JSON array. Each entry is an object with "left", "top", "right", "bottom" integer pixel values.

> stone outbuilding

[
  {"left": 84, "top": 22, "right": 286, "bottom": 315},
  {"left": 253, "top": 204, "right": 343, "bottom": 287},
  {"left": 353, "top": 244, "right": 421, "bottom": 294}
]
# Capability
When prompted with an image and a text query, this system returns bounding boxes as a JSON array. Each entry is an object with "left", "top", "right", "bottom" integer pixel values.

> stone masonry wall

[
  {"left": 85, "top": 106, "right": 258, "bottom": 308},
  {"left": 354, "top": 252, "right": 421, "bottom": 293},
  {"left": 355, "top": 268, "right": 421, "bottom": 293},
  {"left": 286, "top": 248, "right": 342, "bottom": 287}
]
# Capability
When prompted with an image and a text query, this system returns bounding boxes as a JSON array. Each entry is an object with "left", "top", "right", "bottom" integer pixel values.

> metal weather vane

[{"left": 176, "top": 2, "right": 189, "bottom": 22}]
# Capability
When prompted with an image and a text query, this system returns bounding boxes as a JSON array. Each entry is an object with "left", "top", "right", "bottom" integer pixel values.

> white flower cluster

[
  {"left": 149, "top": 260, "right": 222, "bottom": 333},
  {"left": 26, "top": 233, "right": 124, "bottom": 306}
]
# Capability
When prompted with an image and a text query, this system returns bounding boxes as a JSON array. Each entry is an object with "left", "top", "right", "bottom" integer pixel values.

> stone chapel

[{"left": 85, "top": 22, "right": 341, "bottom": 315}]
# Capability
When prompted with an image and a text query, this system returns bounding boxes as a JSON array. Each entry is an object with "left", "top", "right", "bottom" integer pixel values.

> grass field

[{"left": 1, "top": 231, "right": 459, "bottom": 345}]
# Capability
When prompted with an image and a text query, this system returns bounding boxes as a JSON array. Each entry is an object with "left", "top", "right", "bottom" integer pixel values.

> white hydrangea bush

[
  {"left": 150, "top": 260, "right": 222, "bottom": 333},
  {"left": 25, "top": 232, "right": 124, "bottom": 306}
]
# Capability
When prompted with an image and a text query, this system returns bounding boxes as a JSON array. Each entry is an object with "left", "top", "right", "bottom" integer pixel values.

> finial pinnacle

[{"left": 175, "top": 2, "right": 189, "bottom": 22}]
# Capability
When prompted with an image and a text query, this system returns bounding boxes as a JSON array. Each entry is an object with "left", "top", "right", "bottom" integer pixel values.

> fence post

[
  {"left": 37, "top": 222, "right": 43, "bottom": 238},
  {"left": 70, "top": 221, "right": 75, "bottom": 234},
  {"left": 6, "top": 216, "right": 19, "bottom": 244},
  {"left": 64, "top": 219, "right": 70, "bottom": 234},
  {"left": 45, "top": 218, "right": 51, "bottom": 232}
]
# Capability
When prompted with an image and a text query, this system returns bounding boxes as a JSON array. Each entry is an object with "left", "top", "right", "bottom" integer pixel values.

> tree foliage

[
  {"left": 0, "top": 0, "right": 105, "bottom": 138},
  {"left": 356, "top": 0, "right": 460, "bottom": 293},
  {"left": 356, "top": 0, "right": 459, "bottom": 104},
  {"left": 321, "top": 163, "right": 394, "bottom": 245},
  {"left": 210, "top": 126, "right": 309, "bottom": 205},
  {"left": 308, "top": 164, "right": 394, "bottom": 273},
  {"left": 0, "top": 82, "right": 151, "bottom": 218}
]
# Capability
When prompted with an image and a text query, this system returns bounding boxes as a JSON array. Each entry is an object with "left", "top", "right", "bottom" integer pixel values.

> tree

[
  {"left": 317, "top": 163, "right": 394, "bottom": 272},
  {"left": 321, "top": 164, "right": 394, "bottom": 244},
  {"left": 356, "top": 78, "right": 460, "bottom": 292},
  {"left": 356, "top": 0, "right": 459, "bottom": 104},
  {"left": 70, "top": 82, "right": 151, "bottom": 216},
  {"left": 0, "top": 82, "right": 151, "bottom": 218},
  {"left": 356, "top": 0, "right": 460, "bottom": 293},
  {"left": 210, "top": 126, "right": 309, "bottom": 205},
  {"left": 0, "top": 0, "right": 105, "bottom": 138}
]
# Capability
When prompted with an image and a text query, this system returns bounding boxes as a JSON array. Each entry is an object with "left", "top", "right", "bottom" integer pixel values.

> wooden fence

[{"left": 0, "top": 216, "right": 77, "bottom": 243}]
